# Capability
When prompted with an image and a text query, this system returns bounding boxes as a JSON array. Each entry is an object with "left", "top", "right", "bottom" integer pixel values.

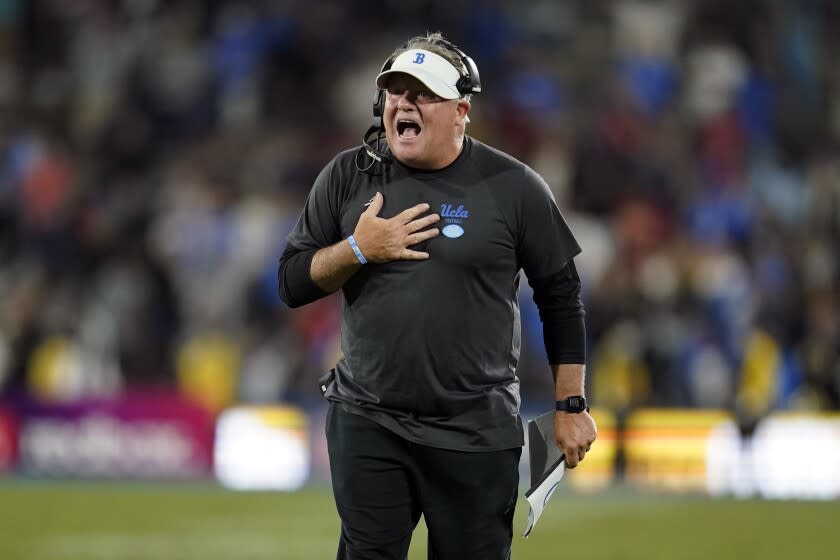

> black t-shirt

[{"left": 286, "top": 137, "right": 581, "bottom": 451}]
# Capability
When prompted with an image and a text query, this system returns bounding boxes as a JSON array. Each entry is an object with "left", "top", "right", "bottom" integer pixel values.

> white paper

[
  {"left": 522, "top": 411, "right": 566, "bottom": 538},
  {"left": 522, "top": 457, "right": 566, "bottom": 538}
]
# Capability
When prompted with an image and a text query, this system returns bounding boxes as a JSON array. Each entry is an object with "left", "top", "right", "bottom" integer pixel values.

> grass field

[{"left": 0, "top": 482, "right": 837, "bottom": 560}]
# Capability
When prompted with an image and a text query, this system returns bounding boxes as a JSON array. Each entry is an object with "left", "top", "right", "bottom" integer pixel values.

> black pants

[{"left": 326, "top": 403, "right": 521, "bottom": 560}]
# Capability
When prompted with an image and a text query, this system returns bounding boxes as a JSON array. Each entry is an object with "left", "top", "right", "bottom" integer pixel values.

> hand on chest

[{"left": 342, "top": 179, "right": 514, "bottom": 270}]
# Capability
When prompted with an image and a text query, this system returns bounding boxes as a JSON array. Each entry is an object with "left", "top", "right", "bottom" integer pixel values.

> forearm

[
  {"left": 551, "top": 362, "right": 595, "bottom": 468},
  {"left": 552, "top": 363, "right": 585, "bottom": 399},
  {"left": 310, "top": 238, "right": 363, "bottom": 292}
]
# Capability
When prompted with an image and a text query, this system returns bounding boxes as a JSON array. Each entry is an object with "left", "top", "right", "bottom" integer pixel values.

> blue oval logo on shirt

[{"left": 442, "top": 224, "right": 464, "bottom": 238}]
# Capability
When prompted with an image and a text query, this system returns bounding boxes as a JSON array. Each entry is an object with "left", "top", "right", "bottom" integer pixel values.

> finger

[
  {"left": 399, "top": 249, "right": 430, "bottom": 260},
  {"left": 405, "top": 213, "right": 440, "bottom": 233},
  {"left": 564, "top": 450, "right": 579, "bottom": 469},
  {"left": 396, "top": 203, "right": 431, "bottom": 224},
  {"left": 364, "top": 192, "right": 383, "bottom": 216},
  {"left": 406, "top": 228, "right": 440, "bottom": 246}
]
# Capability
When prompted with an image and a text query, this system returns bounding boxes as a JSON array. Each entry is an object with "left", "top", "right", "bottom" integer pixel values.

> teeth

[{"left": 396, "top": 119, "right": 421, "bottom": 137}]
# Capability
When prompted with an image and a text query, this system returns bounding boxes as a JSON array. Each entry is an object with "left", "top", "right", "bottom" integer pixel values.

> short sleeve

[
  {"left": 516, "top": 167, "right": 581, "bottom": 279},
  {"left": 286, "top": 158, "right": 344, "bottom": 250}
]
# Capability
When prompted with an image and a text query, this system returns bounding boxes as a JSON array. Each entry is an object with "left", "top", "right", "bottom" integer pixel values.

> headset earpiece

[
  {"left": 373, "top": 52, "right": 397, "bottom": 119},
  {"left": 431, "top": 37, "right": 482, "bottom": 96},
  {"left": 457, "top": 52, "right": 481, "bottom": 95},
  {"left": 373, "top": 89, "right": 385, "bottom": 118}
]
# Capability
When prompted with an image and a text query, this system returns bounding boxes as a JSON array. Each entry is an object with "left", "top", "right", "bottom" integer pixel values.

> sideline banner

[
  {"left": 214, "top": 405, "right": 310, "bottom": 491},
  {"left": 707, "top": 412, "right": 840, "bottom": 500},
  {"left": 15, "top": 392, "right": 215, "bottom": 479},
  {"left": 623, "top": 408, "right": 733, "bottom": 492}
]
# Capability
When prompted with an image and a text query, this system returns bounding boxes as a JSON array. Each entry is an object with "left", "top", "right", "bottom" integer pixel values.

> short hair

[{"left": 389, "top": 32, "right": 468, "bottom": 84}]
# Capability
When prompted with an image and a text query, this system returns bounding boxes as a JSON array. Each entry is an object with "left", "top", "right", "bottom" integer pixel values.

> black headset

[
  {"left": 372, "top": 37, "right": 482, "bottom": 119},
  {"left": 356, "top": 37, "right": 481, "bottom": 173}
]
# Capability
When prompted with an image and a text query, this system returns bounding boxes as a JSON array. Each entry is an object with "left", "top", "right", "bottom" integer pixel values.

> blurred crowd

[{"left": 1, "top": 0, "right": 839, "bottom": 420}]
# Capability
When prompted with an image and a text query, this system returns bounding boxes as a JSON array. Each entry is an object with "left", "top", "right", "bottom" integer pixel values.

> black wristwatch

[{"left": 556, "top": 396, "right": 589, "bottom": 413}]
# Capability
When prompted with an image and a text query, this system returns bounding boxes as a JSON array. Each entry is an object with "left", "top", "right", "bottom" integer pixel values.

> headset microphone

[{"left": 355, "top": 123, "right": 392, "bottom": 173}]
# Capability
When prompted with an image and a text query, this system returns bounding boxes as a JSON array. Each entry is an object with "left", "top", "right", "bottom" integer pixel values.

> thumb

[{"left": 364, "top": 192, "right": 383, "bottom": 216}]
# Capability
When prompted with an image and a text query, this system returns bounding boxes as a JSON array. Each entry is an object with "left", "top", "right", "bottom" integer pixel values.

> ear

[{"left": 455, "top": 98, "right": 471, "bottom": 125}]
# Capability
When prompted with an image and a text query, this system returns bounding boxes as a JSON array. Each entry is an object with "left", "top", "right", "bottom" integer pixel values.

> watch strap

[{"left": 555, "top": 396, "right": 589, "bottom": 413}]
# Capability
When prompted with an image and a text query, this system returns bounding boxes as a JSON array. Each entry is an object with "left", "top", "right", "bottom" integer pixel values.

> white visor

[{"left": 376, "top": 49, "right": 462, "bottom": 100}]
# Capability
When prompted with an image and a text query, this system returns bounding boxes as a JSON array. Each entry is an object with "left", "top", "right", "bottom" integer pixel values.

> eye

[
  {"left": 416, "top": 90, "right": 441, "bottom": 102},
  {"left": 386, "top": 86, "right": 406, "bottom": 96}
]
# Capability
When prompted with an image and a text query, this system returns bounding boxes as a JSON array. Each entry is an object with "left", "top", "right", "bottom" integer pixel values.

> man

[{"left": 278, "top": 32, "right": 596, "bottom": 560}]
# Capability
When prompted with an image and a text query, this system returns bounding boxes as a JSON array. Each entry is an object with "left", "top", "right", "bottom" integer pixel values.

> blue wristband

[{"left": 347, "top": 235, "right": 367, "bottom": 264}]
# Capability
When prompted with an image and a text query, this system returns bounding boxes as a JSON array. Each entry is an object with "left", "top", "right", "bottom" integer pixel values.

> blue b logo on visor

[{"left": 413, "top": 53, "right": 426, "bottom": 64}]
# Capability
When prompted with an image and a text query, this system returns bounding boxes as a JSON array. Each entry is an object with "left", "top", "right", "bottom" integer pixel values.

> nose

[
  {"left": 397, "top": 95, "right": 415, "bottom": 112},
  {"left": 389, "top": 88, "right": 417, "bottom": 110}
]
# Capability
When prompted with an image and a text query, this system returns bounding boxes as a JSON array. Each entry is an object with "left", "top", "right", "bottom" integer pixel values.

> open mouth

[{"left": 397, "top": 119, "right": 422, "bottom": 139}]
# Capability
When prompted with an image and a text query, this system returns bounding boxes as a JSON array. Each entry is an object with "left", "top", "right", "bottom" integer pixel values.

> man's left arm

[
  {"left": 529, "top": 263, "right": 597, "bottom": 469},
  {"left": 516, "top": 168, "right": 597, "bottom": 467}
]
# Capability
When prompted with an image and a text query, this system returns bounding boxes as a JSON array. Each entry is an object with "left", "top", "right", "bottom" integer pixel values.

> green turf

[{"left": 0, "top": 482, "right": 836, "bottom": 559}]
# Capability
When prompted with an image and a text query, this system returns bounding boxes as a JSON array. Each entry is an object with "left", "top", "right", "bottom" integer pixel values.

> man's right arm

[
  {"left": 276, "top": 239, "right": 366, "bottom": 308},
  {"left": 309, "top": 237, "right": 363, "bottom": 293},
  {"left": 278, "top": 192, "right": 440, "bottom": 308},
  {"left": 277, "top": 243, "right": 327, "bottom": 308}
]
